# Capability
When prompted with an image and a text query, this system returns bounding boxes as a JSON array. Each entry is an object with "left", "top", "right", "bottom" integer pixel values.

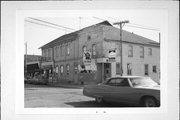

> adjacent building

[{"left": 40, "top": 21, "right": 160, "bottom": 84}]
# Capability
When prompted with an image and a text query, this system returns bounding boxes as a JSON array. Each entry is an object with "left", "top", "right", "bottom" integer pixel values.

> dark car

[{"left": 83, "top": 76, "right": 160, "bottom": 107}]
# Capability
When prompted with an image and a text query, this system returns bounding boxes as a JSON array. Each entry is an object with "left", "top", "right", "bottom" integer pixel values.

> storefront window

[
  {"left": 60, "top": 65, "right": 63, "bottom": 74},
  {"left": 56, "top": 66, "right": 58, "bottom": 73},
  {"left": 66, "top": 64, "right": 70, "bottom": 75}
]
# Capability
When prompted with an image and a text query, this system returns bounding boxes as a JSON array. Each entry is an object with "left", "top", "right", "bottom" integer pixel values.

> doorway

[{"left": 104, "top": 63, "right": 111, "bottom": 80}]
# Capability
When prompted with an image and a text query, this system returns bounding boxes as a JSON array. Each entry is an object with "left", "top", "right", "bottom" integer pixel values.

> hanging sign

[
  {"left": 108, "top": 49, "right": 116, "bottom": 62},
  {"left": 83, "top": 51, "right": 91, "bottom": 65}
]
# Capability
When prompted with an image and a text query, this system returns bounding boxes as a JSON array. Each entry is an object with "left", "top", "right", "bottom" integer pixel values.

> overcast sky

[{"left": 24, "top": 9, "right": 166, "bottom": 55}]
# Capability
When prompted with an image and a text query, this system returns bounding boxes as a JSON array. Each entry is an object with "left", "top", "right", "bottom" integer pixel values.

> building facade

[{"left": 40, "top": 21, "right": 160, "bottom": 84}]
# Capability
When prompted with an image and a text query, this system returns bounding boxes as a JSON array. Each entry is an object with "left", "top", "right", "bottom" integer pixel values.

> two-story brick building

[{"left": 40, "top": 21, "right": 160, "bottom": 84}]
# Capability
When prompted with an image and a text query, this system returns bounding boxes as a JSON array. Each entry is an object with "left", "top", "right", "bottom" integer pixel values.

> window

[
  {"left": 67, "top": 43, "right": 70, "bottom": 55},
  {"left": 148, "top": 48, "right": 152, "bottom": 56},
  {"left": 140, "top": 46, "right": 144, "bottom": 58},
  {"left": 60, "top": 65, "right": 63, "bottom": 74},
  {"left": 62, "top": 45, "right": 64, "bottom": 56},
  {"left": 55, "top": 46, "right": 58, "bottom": 58},
  {"left": 55, "top": 66, "right": 58, "bottom": 73},
  {"left": 144, "top": 64, "right": 149, "bottom": 75},
  {"left": 153, "top": 66, "right": 157, "bottom": 73},
  {"left": 127, "top": 63, "right": 132, "bottom": 75},
  {"left": 87, "top": 35, "right": 91, "bottom": 41},
  {"left": 106, "top": 78, "right": 129, "bottom": 87},
  {"left": 128, "top": 45, "right": 133, "bottom": 57},
  {"left": 92, "top": 44, "right": 96, "bottom": 55},
  {"left": 82, "top": 46, "right": 87, "bottom": 53},
  {"left": 43, "top": 49, "right": 47, "bottom": 57},
  {"left": 66, "top": 64, "right": 70, "bottom": 75},
  {"left": 116, "top": 63, "right": 120, "bottom": 75},
  {"left": 60, "top": 45, "right": 62, "bottom": 56},
  {"left": 48, "top": 48, "right": 51, "bottom": 58}
]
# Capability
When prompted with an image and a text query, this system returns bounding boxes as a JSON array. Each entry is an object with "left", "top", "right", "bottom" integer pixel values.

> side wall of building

[{"left": 102, "top": 25, "right": 160, "bottom": 83}]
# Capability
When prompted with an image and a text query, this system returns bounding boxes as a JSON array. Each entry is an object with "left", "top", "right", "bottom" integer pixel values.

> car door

[
  {"left": 101, "top": 78, "right": 119, "bottom": 102},
  {"left": 113, "top": 78, "right": 134, "bottom": 103}
]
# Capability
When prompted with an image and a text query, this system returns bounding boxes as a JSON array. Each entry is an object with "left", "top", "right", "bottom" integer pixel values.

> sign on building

[
  {"left": 108, "top": 49, "right": 116, "bottom": 62},
  {"left": 83, "top": 51, "right": 91, "bottom": 65}
]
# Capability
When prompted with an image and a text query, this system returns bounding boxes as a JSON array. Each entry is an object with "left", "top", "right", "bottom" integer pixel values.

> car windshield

[{"left": 130, "top": 77, "right": 158, "bottom": 87}]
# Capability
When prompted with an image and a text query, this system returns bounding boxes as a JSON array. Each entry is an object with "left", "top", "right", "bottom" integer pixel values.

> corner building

[{"left": 40, "top": 21, "right": 160, "bottom": 84}]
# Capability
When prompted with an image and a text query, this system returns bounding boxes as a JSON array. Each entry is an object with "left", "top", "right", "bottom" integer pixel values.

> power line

[
  {"left": 129, "top": 23, "right": 159, "bottom": 30},
  {"left": 28, "top": 17, "right": 76, "bottom": 31},
  {"left": 125, "top": 24, "right": 160, "bottom": 31},
  {"left": 25, "top": 19, "right": 72, "bottom": 32},
  {"left": 93, "top": 17, "right": 107, "bottom": 21},
  {"left": 108, "top": 17, "right": 160, "bottom": 31}
]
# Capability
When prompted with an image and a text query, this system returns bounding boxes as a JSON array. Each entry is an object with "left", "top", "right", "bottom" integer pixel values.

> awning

[{"left": 27, "top": 63, "right": 41, "bottom": 73}]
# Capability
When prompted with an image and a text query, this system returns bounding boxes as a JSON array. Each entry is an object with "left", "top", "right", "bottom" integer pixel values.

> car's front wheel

[
  {"left": 142, "top": 97, "right": 157, "bottom": 107},
  {"left": 95, "top": 96, "right": 103, "bottom": 104}
]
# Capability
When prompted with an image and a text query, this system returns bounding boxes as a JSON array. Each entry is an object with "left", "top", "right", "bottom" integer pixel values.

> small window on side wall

[
  {"left": 148, "top": 48, "right": 152, "bottom": 56},
  {"left": 153, "top": 66, "right": 157, "bottom": 73}
]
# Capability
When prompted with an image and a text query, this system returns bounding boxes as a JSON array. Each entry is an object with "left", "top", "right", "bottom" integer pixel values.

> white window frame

[
  {"left": 92, "top": 44, "right": 96, "bottom": 55},
  {"left": 128, "top": 45, "right": 133, "bottom": 57},
  {"left": 148, "top": 48, "right": 152, "bottom": 56},
  {"left": 60, "top": 65, "right": 64, "bottom": 74},
  {"left": 140, "top": 46, "right": 144, "bottom": 58}
]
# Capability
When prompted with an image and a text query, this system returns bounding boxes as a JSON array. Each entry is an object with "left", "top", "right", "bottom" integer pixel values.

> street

[{"left": 25, "top": 84, "right": 135, "bottom": 108}]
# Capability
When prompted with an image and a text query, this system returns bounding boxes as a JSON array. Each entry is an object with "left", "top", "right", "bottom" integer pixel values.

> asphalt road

[{"left": 25, "top": 84, "right": 135, "bottom": 108}]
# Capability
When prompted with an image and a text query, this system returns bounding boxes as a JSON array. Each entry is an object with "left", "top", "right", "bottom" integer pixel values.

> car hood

[{"left": 134, "top": 85, "right": 160, "bottom": 90}]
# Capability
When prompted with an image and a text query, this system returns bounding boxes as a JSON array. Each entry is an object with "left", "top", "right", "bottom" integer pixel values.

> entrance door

[{"left": 104, "top": 63, "right": 111, "bottom": 80}]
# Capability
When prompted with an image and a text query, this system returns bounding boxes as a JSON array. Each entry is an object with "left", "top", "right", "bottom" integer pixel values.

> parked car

[{"left": 83, "top": 76, "right": 160, "bottom": 107}]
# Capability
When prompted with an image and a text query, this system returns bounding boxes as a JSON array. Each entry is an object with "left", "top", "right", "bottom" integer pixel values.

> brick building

[{"left": 40, "top": 21, "right": 160, "bottom": 84}]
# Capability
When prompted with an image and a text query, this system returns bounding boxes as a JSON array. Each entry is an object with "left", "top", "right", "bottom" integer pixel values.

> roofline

[
  {"left": 104, "top": 38, "right": 160, "bottom": 47},
  {"left": 39, "top": 21, "right": 112, "bottom": 49}
]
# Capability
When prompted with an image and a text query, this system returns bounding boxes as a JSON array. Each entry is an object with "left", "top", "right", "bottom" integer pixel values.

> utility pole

[{"left": 113, "top": 20, "right": 129, "bottom": 76}]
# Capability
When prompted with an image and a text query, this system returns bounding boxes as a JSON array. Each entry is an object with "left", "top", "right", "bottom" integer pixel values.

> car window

[
  {"left": 116, "top": 78, "right": 130, "bottom": 87},
  {"left": 107, "top": 79, "right": 116, "bottom": 86},
  {"left": 106, "top": 78, "right": 130, "bottom": 87}
]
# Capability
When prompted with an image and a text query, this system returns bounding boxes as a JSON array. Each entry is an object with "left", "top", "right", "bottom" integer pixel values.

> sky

[{"left": 24, "top": 10, "right": 166, "bottom": 55}]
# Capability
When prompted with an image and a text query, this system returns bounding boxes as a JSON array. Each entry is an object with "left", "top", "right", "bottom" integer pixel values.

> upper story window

[
  {"left": 48, "top": 48, "right": 51, "bottom": 58},
  {"left": 66, "top": 43, "right": 70, "bottom": 55},
  {"left": 60, "top": 45, "right": 62, "bottom": 56},
  {"left": 54, "top": 46, "right": 58, "bottom": 58},
  {"left": 92, "top": 44, "right": 96, "bottom": 55},
  {"left": 128, "top": 45, "right": 133, "bottom": 57},
  {"left": 82, "top": 46, "right": 87, "bottom": 53},
  {"left": 43, "top": 49, "right": 47, "bottom": 57},
  {"left": 140, "top": 46, "right": 144, "bottom": 58},
  {"left": 87, "top": 35, "right": 91, "bottom": 41},
  {"left": 148, "top": 48, "right": 152, "bottom": 56}
]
